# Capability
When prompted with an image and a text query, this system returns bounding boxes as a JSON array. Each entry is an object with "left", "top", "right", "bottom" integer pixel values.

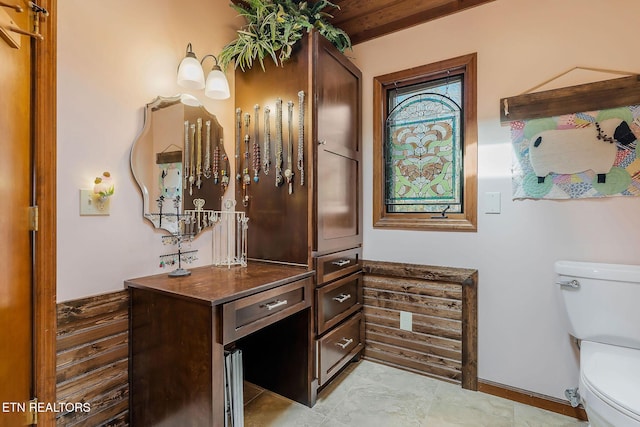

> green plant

[{"left": 219, "top": 0, "right": 351, "bottom": 71}]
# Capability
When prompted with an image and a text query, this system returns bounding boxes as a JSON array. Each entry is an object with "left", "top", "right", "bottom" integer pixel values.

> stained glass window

[
  {"left": 385, "top": 76, "right": 463, "bottom": 214},
  {"left": 373, "top": 53, "right": 477, "bottom": 231}
]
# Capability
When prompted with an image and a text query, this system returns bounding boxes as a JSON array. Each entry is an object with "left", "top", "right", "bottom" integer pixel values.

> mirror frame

[{"left": 130, "top": 95, "right": 230, "bottom": 235}]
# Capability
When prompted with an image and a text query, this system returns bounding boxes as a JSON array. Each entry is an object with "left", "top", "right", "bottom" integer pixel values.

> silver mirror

[{"left": 131, "top": 95, "right": 230, "bottom": 234}]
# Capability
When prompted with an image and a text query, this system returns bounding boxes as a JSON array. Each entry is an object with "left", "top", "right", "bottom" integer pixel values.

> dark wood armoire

[{"left": 234, "top": 30, "right": 364, "bottom": 392}]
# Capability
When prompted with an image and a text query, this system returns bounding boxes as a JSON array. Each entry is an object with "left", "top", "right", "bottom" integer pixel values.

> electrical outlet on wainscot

[{"left": 400, "top": 311, "right": 412, "bottom": 331}]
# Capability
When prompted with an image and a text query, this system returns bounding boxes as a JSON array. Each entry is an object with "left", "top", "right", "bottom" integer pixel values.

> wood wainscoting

[
  {"left": 362, "top": 260, "right": 478, "bottom": 390},
  {"left": 56, "top": 291, "right": 129, "bottom": 426}
]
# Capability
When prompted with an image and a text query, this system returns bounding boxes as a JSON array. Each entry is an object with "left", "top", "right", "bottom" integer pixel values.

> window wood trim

[{"left": 373, "top": 53, "right": 478, "bottom": 231}]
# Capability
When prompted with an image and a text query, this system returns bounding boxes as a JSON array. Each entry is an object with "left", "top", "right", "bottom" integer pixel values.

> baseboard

[{"left": 478, "top": 379, "right": 588, "bottom": 421}]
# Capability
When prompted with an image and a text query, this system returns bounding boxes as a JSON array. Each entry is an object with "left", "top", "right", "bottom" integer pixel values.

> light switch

[{"left": 485, "top": 192, "right": 501, "bottom": 214}]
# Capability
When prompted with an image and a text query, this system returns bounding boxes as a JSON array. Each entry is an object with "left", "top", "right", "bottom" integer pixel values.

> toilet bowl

[
  {"left": 556, "top": 261, "right": 640, "bottom": 427},
  {"left": 579, "top": 341, "right": 640, "bottom": 427}
]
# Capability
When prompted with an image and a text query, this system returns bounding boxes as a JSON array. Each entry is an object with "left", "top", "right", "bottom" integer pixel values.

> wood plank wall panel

[
  {"left": 56, "top": 291, "right": 129, "bottom": 426},
  {"left": 362, "top": 261, "right": 477, "bottom": 390}
]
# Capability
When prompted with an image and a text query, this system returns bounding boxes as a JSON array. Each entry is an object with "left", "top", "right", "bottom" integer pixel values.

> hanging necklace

[
  {"left": 189, "top": 123, "right": 196, "bottom": 195},
  {"left": 243, "top": 113, "right": 251, "bottom": 206},
  {"left": 297, "top": 91, "right": 305, "bottom": 186},
  {"left": 263, "top": 106, "right": 271, "bottom": 175},
  {"left": 196, "top": 118, "right": 203, "bottom": 189},
  {"left": 235, "top": 108, "right": 242, "bottom": 182},
  {"left": 285, "top": 100, "right": 295, "bottom": 194},
  {"left": 220, "top": 137, "right": 229, "bottom": 190},
  {"left": 275, "top": 98, "right": 284, "bottom": 187},
  {"left": 212, "top": 122, "right": 220, "bottom": 184},
  {"left": 204, "top": 120, "right": 212, "bottom": 180},
  {"left": 253, "top": 104, "right": 261, "bottom": 182},
  {"left": 183, "top": 120, "right": 189, "bottom": 190}
]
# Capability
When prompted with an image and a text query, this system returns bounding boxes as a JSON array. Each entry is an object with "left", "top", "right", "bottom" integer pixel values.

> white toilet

[{"left": 556, "top": 260, "right": 640, "bottom": 427}]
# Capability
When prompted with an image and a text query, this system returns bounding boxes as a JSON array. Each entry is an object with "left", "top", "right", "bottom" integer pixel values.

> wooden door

[
  {"left": 0, "top": 7, "right": 34, "bottom": 427},
  {"left": 314, "top": 36, "right": 362, "bottom": 254}
]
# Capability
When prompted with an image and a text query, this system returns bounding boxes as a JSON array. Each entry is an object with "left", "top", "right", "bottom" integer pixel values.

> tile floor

[{"left": 243, "top": 360, "right": 588, "bottom": 427}]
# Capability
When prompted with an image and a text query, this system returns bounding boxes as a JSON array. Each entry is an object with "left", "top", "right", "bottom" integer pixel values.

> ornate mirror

[{"left": 131, "top": 95, "right": 230, "bottom": 234}]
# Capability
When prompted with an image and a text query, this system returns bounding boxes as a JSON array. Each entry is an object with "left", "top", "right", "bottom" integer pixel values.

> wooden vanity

[
  {"left": 126, "top": 30, "right": 364, "bottom": 427},
  {"left": 126, "top": 262, "right": 315, "bottom": 427}
]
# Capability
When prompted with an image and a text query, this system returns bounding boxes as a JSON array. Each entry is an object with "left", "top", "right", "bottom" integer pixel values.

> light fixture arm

[
  {"left": 184, "top": 42, "right": 197, "bottom": 59},
  {"left": 201, "top": 54, "right": 222, "bottom": 71}
]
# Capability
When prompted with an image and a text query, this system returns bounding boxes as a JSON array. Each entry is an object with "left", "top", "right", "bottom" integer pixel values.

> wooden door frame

[{"left": 33, "top": 0, "right": 57, "bottom": 425}]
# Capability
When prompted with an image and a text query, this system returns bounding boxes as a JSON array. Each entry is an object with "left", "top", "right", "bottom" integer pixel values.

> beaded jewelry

[
  {"left": 297, "top": 91, "right": 305, "bottom": 186},
  {"left": 275, "top": 98, "right": 284, "bottom": 187},
  {"left": 213, "top": 129, "right": 220, "bottom": 185},
  {"left": 253, "top": 104, "right": 261, "bottom": 182},
  {"left": 196, "top": 118, "right": 202, "bottom": 189},
  {"left": 243, "top": 113, "right": 251, "bottom": 205},
  {"left": 189, "top": 123, "right": 196, "bottom": 195},
  {"left": 235, "top": 108, "right": 242, "bottom": 182},
  {"left": 183, "top": 120, "right": 189, "bottom": 189},
  {"left": 263, "top": 106, "right": 271, "bottom": 175},
  {"left": 285, "top": 100, "right": 295, "bottom": 194},
  {"left": 204, "top": 120, "right": 212, "bottom": 180}
]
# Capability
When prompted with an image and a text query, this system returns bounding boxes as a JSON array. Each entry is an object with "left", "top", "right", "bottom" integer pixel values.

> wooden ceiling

[{"left": 329, "top": 0, "right": 496, "bottom": 45}]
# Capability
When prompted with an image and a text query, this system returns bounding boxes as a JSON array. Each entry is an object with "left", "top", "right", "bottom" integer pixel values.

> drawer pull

[
  {"left": 331, "top": 259, "right": 351, "bottom": 267},
  {"left": 332, "top": 293, "right": 352, "bottom": 303},
  {"left": 335, "top": 338, "right": 353, "bottom": 349},
  {"left": 263, "top": 299, "right": 288, "bottom": 311}
]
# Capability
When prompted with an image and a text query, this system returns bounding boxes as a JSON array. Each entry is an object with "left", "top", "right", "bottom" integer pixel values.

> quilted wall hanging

[
  {"left": 500, "top": 72, "right": 640, "bottom": 200},
  {"left": 511, "top": 106, "right": 640, "bottom": 199}
]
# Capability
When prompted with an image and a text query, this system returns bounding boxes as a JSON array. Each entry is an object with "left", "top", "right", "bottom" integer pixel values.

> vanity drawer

[
  {"left": 222, "top": 277, "right": 312, "bottom": 345},
  {"left": 315, "top": 247, "right": 362, "bottom": 284},
  {"left": 317, "top": 312, "right": 363, "bottom": 386},
  {"left": 316, "top": 272, "right": 362, "bottom": 335}
]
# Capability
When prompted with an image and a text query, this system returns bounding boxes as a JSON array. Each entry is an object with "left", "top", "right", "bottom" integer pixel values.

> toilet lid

[{"left": 581, "top": 341, "right": 640, "bottom": 419}]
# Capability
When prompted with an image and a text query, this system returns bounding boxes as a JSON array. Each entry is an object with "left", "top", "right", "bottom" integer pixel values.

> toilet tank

[{"left": 555, "top": 260, "right": 640, "bottom": 350}]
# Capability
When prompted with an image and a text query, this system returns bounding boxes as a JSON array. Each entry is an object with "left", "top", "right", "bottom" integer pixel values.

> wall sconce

[
  {"left": 177, "top": 43, "right": 230, "bottom": 100},
  {"left": 80, "top": 172, "right": 114, "bottom": 216}
]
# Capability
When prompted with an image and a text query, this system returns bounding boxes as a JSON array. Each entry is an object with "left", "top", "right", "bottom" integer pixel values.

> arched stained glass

[{"left": 385, "top": 77, "right": 463, "bottom": 213}]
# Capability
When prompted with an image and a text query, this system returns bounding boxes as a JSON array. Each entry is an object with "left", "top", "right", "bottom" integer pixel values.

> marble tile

[
  {"left": 324, "top": 381, "right": 433, "bottom": 427},
  {"left": 348, "top": 360, "right": 440, "bottom": 400},
  {"left": 424, "top": 380, "right": 515, "bottom": 427},
  {"left": 243, "top": 360, "right": 589, "bottom": 427},
  {"left": 244, "top": 392, "right": 326, "bottom": 427},
  {"left": 311, "top": 361, "right": 382, "bottom": 417}
]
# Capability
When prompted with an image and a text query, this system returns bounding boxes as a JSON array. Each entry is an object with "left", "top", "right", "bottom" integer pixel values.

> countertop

[{"left": 125, "top": 261, "right": 314, "bottom": 306}]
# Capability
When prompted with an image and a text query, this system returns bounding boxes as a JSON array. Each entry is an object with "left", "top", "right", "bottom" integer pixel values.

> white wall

[
  {"left": 351, "top": 0, "right": 640, "bottom": 400},
  {"left": 57, "top": 0, "right": 640, "bottom": 404},
  {"left": 56, "top": 0, "right": 241, "bottom": 302}
]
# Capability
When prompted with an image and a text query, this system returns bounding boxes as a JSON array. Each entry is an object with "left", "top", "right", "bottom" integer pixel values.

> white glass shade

[
  {"left": 180, "top": 93, "right": 201, "bottom": 106},
  {"left": 204, "top": 68, "right": 230, "bottom": 100},
  {"left": 177, "top": 55, "right": 205, "bottom": 90}
]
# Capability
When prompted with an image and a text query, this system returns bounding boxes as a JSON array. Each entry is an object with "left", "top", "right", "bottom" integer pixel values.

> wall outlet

[{"left": 400, "top": 311, "right": 412, "bottom": 331}]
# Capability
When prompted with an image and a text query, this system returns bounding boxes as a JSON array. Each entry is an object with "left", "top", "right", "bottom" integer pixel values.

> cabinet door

[{"left": 315, "top": 37, "right": 362, "bottom": 254}]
